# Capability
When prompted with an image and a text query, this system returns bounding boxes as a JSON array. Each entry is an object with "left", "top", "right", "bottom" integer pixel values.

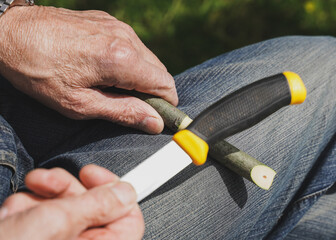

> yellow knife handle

[
  {"left": 283, "top": 71, "right": 307, "bottom": 104},
  {"left": 173, "top": 130, "right": 209, "bottom": 166},
  {"left": 173, "top": 72, "right": 307, "bottom": 166}
]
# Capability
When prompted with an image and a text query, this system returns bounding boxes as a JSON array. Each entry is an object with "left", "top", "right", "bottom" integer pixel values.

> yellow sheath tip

[
  {"left": 283, "top": 72, "right": 307, "bottom": 105},
  {"left": 173, "top": 130, "right": 209, "bottom": 166}
]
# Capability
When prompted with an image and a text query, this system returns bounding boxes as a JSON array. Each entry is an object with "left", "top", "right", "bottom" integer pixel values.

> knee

[
  {"left": 266, "top": 36, "right": 336, "bottom": 59},
  {"left": 273, "top": 36, "right": 335, "bottom": 81}
]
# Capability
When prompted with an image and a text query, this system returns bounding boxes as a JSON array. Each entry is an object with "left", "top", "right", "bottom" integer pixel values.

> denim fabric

[
  {"left": 0, "top": 120, "right": 17, "bottom": 201},
  {"left": 0, "top": 116, "right": 34, "bottom": 200},
  {"left": 265, "top": 133, "right": 336, "bottom": 239},
  {"left": 0, "top": 36, "right": 335, "bottom": 239},
  {"left": 285, "top": 184, "right": 336, "bottom": 240}
]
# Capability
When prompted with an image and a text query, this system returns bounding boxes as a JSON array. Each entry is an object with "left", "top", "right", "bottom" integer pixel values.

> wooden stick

[
  {"left": 210, "top": 141, "right": 276, "bottom": 190},
  {"left": 136, "top": 93, "right": 276, "bottom": 190}
]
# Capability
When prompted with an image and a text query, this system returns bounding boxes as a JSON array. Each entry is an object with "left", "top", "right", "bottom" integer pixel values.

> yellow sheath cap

[
  {"left": 283, "top": 71, "right": 307, "bottom": 105},
  {"left": 172, "top": 130, "right": 209, "bottom": 166}
]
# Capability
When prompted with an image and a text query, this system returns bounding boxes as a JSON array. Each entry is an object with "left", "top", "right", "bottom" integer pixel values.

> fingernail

[
  {"left": 141, "top": 116, "right": 163, "bottom": 134},
  {"left": 0, "top": 207, "right": 8, "bottom": 220},
  {"left": 111, "top": 182, "right": 136, "bottom": 206}
]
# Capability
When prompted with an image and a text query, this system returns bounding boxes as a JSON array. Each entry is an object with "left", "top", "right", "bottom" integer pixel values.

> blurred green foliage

[{"left": 38, "top": 0, "right": 336, "bottom": 75}]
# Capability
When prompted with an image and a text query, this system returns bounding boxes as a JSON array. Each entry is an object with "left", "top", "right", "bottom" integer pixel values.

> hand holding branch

[{"left": 0, "top": 5, "right": 178, "bottom": 134}]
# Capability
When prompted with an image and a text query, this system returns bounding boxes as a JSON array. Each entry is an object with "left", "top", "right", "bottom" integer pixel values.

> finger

[
  {"left": 0, "top": 192, "right": 43, "bottom": 220},
  {"left": 79, "top": 164, "right": 119, "bottom": 189},
  {"left": 0, "top": 182, "right": 139, "bottom": 240},
  {"left": 25, "top": 168, "right": 86, "bottom": 198},
  {"left": 2, "top": 168, "right": 89, "bottom": 219},
  {"left": 78, "top": 206, "right": 144, "bottom": 240},
  {"left": 64, "top": 181, "right": 138, "bottom": 230},
  {"left": 99, "top": 43, "right": 178, "bottom": 106},
  {"left": 76, "top": 88, "right": 165, "bottom": 134},
  {"left": 114, "top": 60, "right": 178, "bottom": 106}
]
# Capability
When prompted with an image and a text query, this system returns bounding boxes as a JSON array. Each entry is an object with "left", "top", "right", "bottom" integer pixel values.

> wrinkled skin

[{"left": 0, "top": 5, "right": 178, "bottom": 134}]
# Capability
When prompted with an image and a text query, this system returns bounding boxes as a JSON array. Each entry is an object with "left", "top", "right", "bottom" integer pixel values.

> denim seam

[
  {"left": 0, "top": 150, "right": 18, "bottom": 193},
  {"left": 293, "top": 184, "right": 333, "bottom": 205}
]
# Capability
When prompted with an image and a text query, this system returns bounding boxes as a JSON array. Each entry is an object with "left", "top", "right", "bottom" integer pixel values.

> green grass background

[{"left": 38, "top": 0, "right": 336, "bottom": 75}]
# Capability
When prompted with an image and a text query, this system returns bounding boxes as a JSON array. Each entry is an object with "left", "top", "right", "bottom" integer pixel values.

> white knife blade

[
  {"left": 121, "top": 72, "right": 307, "bottom": 202},
  {"left": 121, "top": 141, "right": 192, "bottom": 202}
]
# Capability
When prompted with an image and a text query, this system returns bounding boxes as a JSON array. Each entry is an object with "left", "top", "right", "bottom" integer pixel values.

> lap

[{"left": 0, "top": 36, "right": 335, "bottom": 239}]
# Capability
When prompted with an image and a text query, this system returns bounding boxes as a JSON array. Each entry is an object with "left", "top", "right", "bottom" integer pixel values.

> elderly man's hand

[
  {"left": 0, "top": 165, "right": 144, "bottom": 240},
  {"left": 0, "top": 5, "right": 178, "bottom": 134}
]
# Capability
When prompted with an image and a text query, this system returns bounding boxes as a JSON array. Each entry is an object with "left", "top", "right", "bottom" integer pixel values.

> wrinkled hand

[
  {"left": 0, "top": 5, "right": 178, "bottom": 134},
  {"left": 0, "top": 165, "right": 144, "bottom": 240}
]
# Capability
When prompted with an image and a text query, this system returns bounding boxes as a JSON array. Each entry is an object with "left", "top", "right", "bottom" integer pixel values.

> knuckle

[
  {"left": 152, "top": 72, "right": 178, "bottom": 106},
  {"left": 115, "top": 102, "right": 146, "bottom": 126},
  {"left": 108, "top": 38, "right": 136, "bottom": 65},
  {"left": 163, "top": 73, "right": 177, "bottom": 91},
  {"left": 156, "top": 72, "right": 176, "bottom": 93}
]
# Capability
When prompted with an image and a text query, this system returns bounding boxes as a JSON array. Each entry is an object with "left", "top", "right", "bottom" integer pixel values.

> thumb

[
  {"left": 0, "top": 182, "right": 138, "bottom": 240},
  {"left": 69, "top": 181, "right": 137, "bottom": 229},
  {"left": 79, "top": 88, "right": 164, "bottom": 134}
]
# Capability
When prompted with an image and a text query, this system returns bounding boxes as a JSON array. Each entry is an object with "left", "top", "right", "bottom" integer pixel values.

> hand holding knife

[{"left": 122, "top": 72, "right": 307, "bottom": 202}]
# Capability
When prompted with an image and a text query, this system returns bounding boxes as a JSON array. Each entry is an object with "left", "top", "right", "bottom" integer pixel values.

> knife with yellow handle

[{"left": 121, "top": 72, "right": 307, "bottom": 202}]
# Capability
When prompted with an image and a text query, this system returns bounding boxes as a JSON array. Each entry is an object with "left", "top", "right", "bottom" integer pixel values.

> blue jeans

[{"left": 0, "top": 36, "right": 335, "bottom": 239}]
